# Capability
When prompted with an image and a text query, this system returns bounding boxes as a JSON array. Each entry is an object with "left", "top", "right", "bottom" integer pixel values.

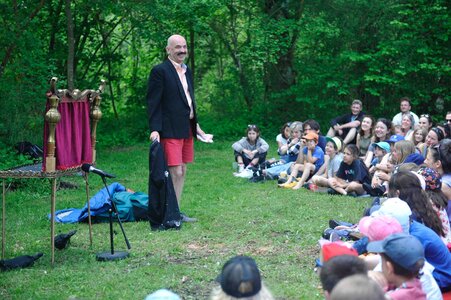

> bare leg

[
  {"left": 343, "top": 128, "right": 357, "bottom": 145},
  {"left": 312, "top": 175, "right": 329, "bottom": 187},
  {"left": 327, "top": 178, "right": 347, "bottom": 195},
  {"left": 293, "top": 164, "right": 312, "bottom": 190},
  {"left": 327, "top": 127, "right": 336, "bottom": 137},
  {"left": 169, "top": 164, "right": 186, "bottom": 206},
  {"left": 279, "top": 163, "right": 301, "bottom": 186},
  {"left": 334, "top": 187, "right": 347, "bottom": 195}
]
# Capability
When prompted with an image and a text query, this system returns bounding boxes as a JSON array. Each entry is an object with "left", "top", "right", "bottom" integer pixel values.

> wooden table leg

[
  {"left": 2, "top": 179, "right": 5, "bottom": 259},
  {"left": 84, "top": 174, "right": 93, "bottom": 246},
  {"left": 50, "top": 178, "right": 56, "bottom": 265}
]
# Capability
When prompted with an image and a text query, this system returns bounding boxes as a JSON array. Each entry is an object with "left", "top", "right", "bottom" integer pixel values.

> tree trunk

[
  {"left": 98, "top": 18, "right": 119, "bottom": 119},
  {"left": 48, "top": 0, "right": 64, "bottom": 53},
  {"left": 65, "top": 0, "right": 75, "bottom": 89},
  {"left": 262, "top": 0, "right": 304, "bottom": 107}
]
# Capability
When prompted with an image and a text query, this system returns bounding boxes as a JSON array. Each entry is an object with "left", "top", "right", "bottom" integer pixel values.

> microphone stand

[{"left": 96, "top": 175, "right": 131, "bottom": 261}]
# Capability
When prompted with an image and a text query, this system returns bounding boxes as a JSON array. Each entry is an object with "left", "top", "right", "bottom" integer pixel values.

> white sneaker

[
  {"left": 238, "top": 164, "right": 245, "bottom": 173},
  {"left": 234, "top": 169, "right": 253, "bottom": 178}
]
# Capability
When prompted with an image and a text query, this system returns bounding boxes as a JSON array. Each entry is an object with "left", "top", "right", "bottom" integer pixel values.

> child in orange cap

[{"left": 279, "top": 131, "right": 325, "bottom": 190}]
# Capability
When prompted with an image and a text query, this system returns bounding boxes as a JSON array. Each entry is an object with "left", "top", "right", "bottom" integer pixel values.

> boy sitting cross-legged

[{"left": 279, "top": 132, "right": 324, "bottom": 190}]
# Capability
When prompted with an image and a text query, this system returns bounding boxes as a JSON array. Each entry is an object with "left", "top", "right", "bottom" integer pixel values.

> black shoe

[
  {"left": 327, "top": 188, "right": 339, "bottom": 195},
  {"left": 372, "top": 185, "right": 386, "bottom": 196},
  {"left": 250, "top": 169, "right": 265, "bottom": 183},
  {"left": 362, "top": 182, "right": 373, "bottom": 195},
  {"left": 363, "top": 183, "right": 385, "bottom": 197},
  {"left": 249, "top": 175, "right": 264, "bottom": 183},
  {"left": 322, "top": 228, "right": 334, "bottom": 240},
  {"left": 278, "top": 177, "right": 288, "bottom": 184},
  {"left": 163, "top": 220, "right": 182, "bottom": 229},
  {"left": 328, "top": 219, "right": 354, "bottom": 229}
]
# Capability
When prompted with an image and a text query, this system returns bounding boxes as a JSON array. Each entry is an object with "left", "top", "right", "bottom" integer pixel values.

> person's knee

[
  {"left": 347, "top": 182, "right": 358, "bottom": 191},
  {"left": 305, "top": 162, "right": 314, "bottom": 170},
  {"left": 327, "top": 127, "right": 335, "bottom": 137},
  {"left": 234, "top": 152, "right": 243, "bottom": 161},
  {"left": 170, "top": 165, "right": 185, "bottom": 178},
  {"left": 311, "top": 175, "right": 319, "bottom": 183}
]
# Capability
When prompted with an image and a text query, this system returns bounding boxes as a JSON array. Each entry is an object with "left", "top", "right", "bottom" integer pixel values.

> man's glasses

[{"left": 446, "top": 119, "right": 451, "bottom": 123}]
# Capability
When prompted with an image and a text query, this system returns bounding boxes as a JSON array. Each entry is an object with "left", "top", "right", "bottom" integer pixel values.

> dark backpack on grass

[{"left": 15, "top": 141, "right": 43, "bottom": 160}]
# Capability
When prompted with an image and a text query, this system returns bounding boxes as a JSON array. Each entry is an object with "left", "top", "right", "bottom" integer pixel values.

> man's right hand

[{"left": 150, "top": 131, "right": 160, "bottom": 142}]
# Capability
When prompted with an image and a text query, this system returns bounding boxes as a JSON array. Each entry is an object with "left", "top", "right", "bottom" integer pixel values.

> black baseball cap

[{"left": 216, "top": 256, "right": 262, "bottom": 298}]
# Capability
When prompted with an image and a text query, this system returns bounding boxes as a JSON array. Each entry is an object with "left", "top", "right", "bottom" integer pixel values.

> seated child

[
  {"left": 417, "top": 167, "right": 451, "bottom": 248},
  {"left": 319, "top": 253, "right": 367, "bottom": 299},
  {"left": 369, "top": 142, "right": 390, "bottom": 174},
  {"left": 263, "top": 121, "right": 303, "bottom": 179},
  {"left": 327, "top": 144, "right": 370, "bottom": 196},
  {"left": 359, "top": 214, "right": 442, "bottom": 300},
  {"left": 304, "top": 119, "right": 327, "bottom": 152},
  {"left": 277, "top": 121, "right": 303, "bottom": 163},
  {"left": 279, "top": 132, "right": 325, "bottom": 190},
  {"left": 210, "top": 255, "right": 275, "bottom": 300},
  {"left": 364, "top": 136, "right": 404, "bottom": 197},
  {"left": 330, "top": 274, "right": 385, "bottom": 300},
  {"left": 232, "top": 124, "right": 269, "bottom": 173},
  {"left": 393, "top": 125, "right": 403, "bottom": 136},
  {"left": 367, "top": 233, "right": 427, "bottom": 300},
  {"left": 311, "top": 136, "right": 344, "bottom": 189},
  {"left": 364, "top": 141, "right": 391, "bottom": 196},
  {"left": 276, "top": 121, "right": 294, "bottom": 162}
]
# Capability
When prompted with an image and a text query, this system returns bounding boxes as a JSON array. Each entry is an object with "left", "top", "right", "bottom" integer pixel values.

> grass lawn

[{"left": 0, "top": 141, "right": 372, "bottom": 299}]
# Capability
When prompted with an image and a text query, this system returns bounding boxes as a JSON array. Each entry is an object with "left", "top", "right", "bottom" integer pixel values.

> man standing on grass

[{"left": 147, "top": 34, "right": 209, "bottom": 223}]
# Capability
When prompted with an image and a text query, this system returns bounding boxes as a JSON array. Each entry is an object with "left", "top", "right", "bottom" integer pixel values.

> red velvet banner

[{"left": 43, "top": 96, "right": 93, "bottom": 171}]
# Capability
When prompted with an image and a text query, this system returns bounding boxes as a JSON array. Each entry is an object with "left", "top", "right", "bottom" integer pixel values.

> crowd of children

[{"left": 230, "top": 98, "right": 451, "bottom": 299}]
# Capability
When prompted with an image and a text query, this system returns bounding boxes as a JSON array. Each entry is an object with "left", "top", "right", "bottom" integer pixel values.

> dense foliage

[{"left": 0, "top": 0, "right": 449, "bottom": 150}]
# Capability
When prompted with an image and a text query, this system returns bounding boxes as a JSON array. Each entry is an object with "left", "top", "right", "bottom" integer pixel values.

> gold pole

[
  {"left": 45, "top": 94, "right": 61, "bottom": 172},
  {"left": 90, "top": 94, "right": 102, "bottom": 164},
  {"left": 50, "top": 178, "right": 56, "bottom": 266}
]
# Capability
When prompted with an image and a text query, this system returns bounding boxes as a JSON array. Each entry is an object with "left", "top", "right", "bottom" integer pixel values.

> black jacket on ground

[{"left": 148, "top": 140, "right": 181, "bottom": 230}]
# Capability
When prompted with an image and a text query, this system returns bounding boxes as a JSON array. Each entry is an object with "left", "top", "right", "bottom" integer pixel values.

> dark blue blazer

[{"left": 146, "top": 59, "right": 197, "bottom": 139}]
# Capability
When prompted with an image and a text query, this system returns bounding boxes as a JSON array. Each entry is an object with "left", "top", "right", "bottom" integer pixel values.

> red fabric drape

[{"left": 43, "top": 96, "right": 92, "bottom": 171}]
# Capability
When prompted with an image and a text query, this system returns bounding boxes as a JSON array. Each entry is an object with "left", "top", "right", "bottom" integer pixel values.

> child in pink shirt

[{"left": 367, "top": 233, "right": 426, "bottom": 300}]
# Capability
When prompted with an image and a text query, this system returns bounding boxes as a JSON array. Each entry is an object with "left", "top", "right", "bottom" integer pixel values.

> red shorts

[{"left": 161, "top": 137, "right": 194, "bottom": 166}]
